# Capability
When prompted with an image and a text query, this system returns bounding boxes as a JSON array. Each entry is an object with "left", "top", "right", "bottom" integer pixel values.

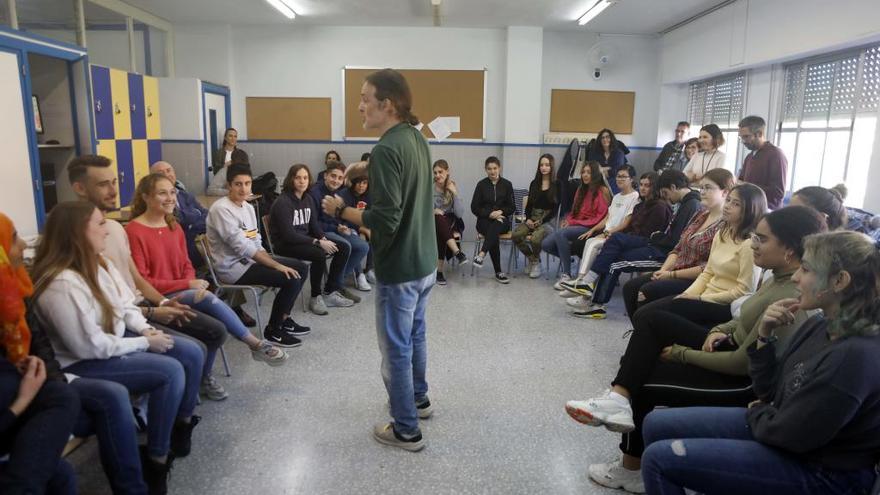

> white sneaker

[
  {"left": 355, "top": 273, "right": 372, "bottom": 292},
  {"left": 588, "top": 458, "right": 645, "bottom": 493},
  {"left": 309, "top": 295, "right": 328, "bottom": 315},
  {"left": 565, "top": 390, "right": 635, "bottom": 432},
  {"left": 365, "top": 269, "right": 377, "bottom": 285},
  {"left": 565, "top": 295, "right": 590, "bottom": 309},
  {"left": 324, "top": 291, "right": 355, "bottom": 308},
  {"left": 529, "top": 261, "right": 542, "bottom": 279},
  {"left": 523, "top": 260, "right": 534, "bottom": 275},
  {"left": 553, "top": 274, "right": 572, "bottom": 291}
]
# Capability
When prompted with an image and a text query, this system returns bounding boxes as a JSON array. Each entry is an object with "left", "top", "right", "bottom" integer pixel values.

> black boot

[
  {"left": 140, "top": 446, "right": 174, "bottom": 495},
  {"left": 170, "top": 415, "right": 200, "bottom": 458}
]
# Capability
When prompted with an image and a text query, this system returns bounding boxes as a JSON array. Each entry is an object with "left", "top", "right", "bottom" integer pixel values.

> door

[
  {"left": 109, "top": 68, "right": 131, "bottom": 140},
  {"left": 128, "top": 72, "right": 146, "bottom": 139},
  {"left": 115, "top": 140, "right": 134, "bottom": 207},
  {"left": 91, "top": 65, "right": 114, "bottom": 140}
]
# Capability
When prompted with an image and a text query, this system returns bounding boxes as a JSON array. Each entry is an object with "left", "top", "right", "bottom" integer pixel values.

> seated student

[
  {"left": 126, "top": 174, "right": 289, "bottom": 386},
  {"left": 471, "top": 156, "right": 516, "bottom": 284},
  {"left": 269, "top": 164, "right": 354, "bottom": 314},
  {"left": 311, "top": 160, "right": 370, "bottom": 297},
  {"left": 150, "top": 161, "right": 207, "bottom": 265},
  {"left": 32, "top": 201, "right": 205, "bottom": 493},
  {"left": 340, "top": 169, "right": 374, "bottom": 289},
  {"left": 620, "top": 168, "right": 733, "bottom": 319},
  {"left": 571, "top": 169, "right": 703, "bottom": 319},
  {"left": 0, "top": 214, "right": 80, "bottom": 495},
  {"left": 207, "top": 164, "right": 310, "bottom": 348},
  {"left": 561, "top": 166, "right": 642, "bottom": 294},
  {"left": 790, "top": 184, "right": 848, "bottom": 230},
  {"left": 640, "top": 230, "right": 880, "bottom": 495},
  {"left": 564, "top": 206, "right": 828, "bottom": 493},
  {"left": 431, "top": 159, "right": 469, "bottom": 285},
  {"left": 683, "top": 123, "right": 727, "bottom": 184},
  {"left": 511, "top": 154, "right": 558, "bottom": 279},
  {"left": 588, "top": 128, "right": 626, "bottom": 193},
  {"left": 542, "top": 161, "right": 611, "bottom": 287}
]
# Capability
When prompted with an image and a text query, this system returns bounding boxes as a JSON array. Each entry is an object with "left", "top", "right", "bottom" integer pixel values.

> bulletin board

[
  {"left": 343, "top": 68, "right": 485, "bottom": 140},
  {"left": 246, "top": 97, "right": 331, "bottom": 140},
  {"left": 549, "top": 89, "right": 635, "bottom": 134}
]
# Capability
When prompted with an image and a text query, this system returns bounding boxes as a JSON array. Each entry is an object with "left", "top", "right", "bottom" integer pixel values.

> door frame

[{"left": 201, "top": 82, "right": 231, "bottom": 189}]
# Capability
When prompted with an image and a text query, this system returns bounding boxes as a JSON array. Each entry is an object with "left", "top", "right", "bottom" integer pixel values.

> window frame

[{"left": 686, "top": 71, "right": 748, "bottom": 174}]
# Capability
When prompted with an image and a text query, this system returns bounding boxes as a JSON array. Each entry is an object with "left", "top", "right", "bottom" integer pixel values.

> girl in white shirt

[{"left": 683, "top": 123, "right": 727, "bottom": 184}]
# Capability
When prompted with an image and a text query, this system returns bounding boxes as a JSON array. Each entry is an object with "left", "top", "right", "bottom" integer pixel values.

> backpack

[{"left": 251, "top": 172, "right": 279, "bottom": 250}]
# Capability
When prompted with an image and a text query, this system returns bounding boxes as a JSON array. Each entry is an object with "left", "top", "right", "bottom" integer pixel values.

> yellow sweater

[{"left": 683, "top": 231, "right": 758, "bottom": 304}]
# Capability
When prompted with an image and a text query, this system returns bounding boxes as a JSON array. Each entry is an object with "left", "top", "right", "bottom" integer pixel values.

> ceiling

[{"left": 12, "top": 0, "right": 729, "bottom": 34}]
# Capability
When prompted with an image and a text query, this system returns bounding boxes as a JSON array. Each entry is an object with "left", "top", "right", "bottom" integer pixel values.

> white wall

[
  {"left": 172, "top": 24, "right": 231, "bottom": 85},
  {"left": 158, "top": 77, "right": 202, "bottom": 140}
]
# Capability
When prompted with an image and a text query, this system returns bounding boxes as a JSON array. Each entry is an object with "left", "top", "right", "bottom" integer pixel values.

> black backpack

[{"left": 251, "top": 172, "right": 279, "bottom": 250}]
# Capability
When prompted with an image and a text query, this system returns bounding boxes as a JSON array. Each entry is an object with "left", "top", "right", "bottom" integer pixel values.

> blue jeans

[
  {"left": 326, "top": 230, "right": 369, "bottom": 283},
  {"left": 71, "top": 378, "right": 147, "bottom": 494},
  {"left": 642, "top": 407, "right": 878, "bottom": 495},
  {"left": 541, "top": 226, "right": 590, "bottom": 276},
  {"left": 375, "top": 271, "right": 435, "bottom": 436},
  {"left": 64, "top": 333, "right": 204, "bottom": 457}
]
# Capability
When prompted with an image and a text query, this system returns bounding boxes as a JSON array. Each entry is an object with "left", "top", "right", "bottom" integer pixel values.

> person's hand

[
  {"left": 759, "top": 298, "right": 800, "bottom": 338},
  {"left": 434, "top": 208, "right": 445, "bottom": 216},
  {"left": 189, "top": 279, "right": 210, "bottom": 290},
  {"left": 577, "top": 230, "right": 592, "bottom": 240},
  {"left": 702, "top": 332, "right": 728, "bottom": 352},
  {"left": 560, "top": 220, "right": 568, "bottom": 228},
  {"left": 318, "top": 239, "right": 338, "bottom": 254},
  {"left": 141, "top": 327, "right": 163, "bottom": 337},
  {"left": 447, "top": 180, "right": 458, "bottom": 196},
  {"left": 193, "top": 289, "right": 209, "bottom": 303},
  {"left": 274, "top": 263, "right": 301, "bottom": 279},
  {"left": 488, "top": 210, "right": 501, "bottom": 220},
  {"left": 10, "top": 357, "right": 46, "bottom": 416},
  {"left": 675, "top": 293, "right": 700, "bottom": 300},
  {"left": 337, "top": 225, "right": 351, "bottom": 235},
  {"left": 151, "top": 295, "right": 196, "bottom": 326},
  {"left": 659, "top": 346, "right": 674, "bottom": 362},
  {"left": 146, "top": 333, "right": 175, "bottom": 354},
  {"left": 525, "top": 219, "right": 536, "bottom": 229},
  {"left": 321, "top": 194, "right": 345, "bottom": 217}
]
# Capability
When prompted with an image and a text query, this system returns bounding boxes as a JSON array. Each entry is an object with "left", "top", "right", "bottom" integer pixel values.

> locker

[
  {"left": 109, "top": 68, "right": 131, "bottom": 139},
  {"left": 147, "top": 139, "right": 162, "bottom": 166},
  {"left": 96, "top": 139, "right": 120, "bottom": 208},
  {"left": 91, "top": 66, "right": 114, "bottom": 140},
  {"left": 132, "top": 139, "right": 149, "bottom": 191},
  {"left": 143, "top": 76, "right": 162, "bottom": 140},
  {"left": 115, "top": 139, "right": 134, "bottom": 206},
  {"left": 128, "top": 73, "right": 146, "bottom": 139}
]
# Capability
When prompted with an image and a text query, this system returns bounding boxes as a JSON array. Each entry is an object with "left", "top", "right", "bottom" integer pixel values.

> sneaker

[
  {"left": 572, "top": 304, "right": 607, "bottom": 319},
  {"left": 436, "top": 272, "right": 447, "bottom": 286},
  {"left": 309, "top": 295, "right": 329, "bottom": 315},
  {"left": 454, "top": 251, "right": 469, "bottom": 265},
  {"left": 281, "top": 317, "right": 310, "bottom": 336},
  {"left": 170, "top": 415, "right": 200, "bottom": 457},
  {"left": 199, "top": 375, "right": 228, "bottom": 401},
  {"left": 324, "top": 290, "right": 355, "bottom": 308},
  {"left": 416, "top": 398, "right": 434, "bottom": 419},
  {"left": 588, "top": 458, "right": 645, "bottom": 493},
  {"left": 553, "top": 274, "right": 572, "bottom": 291},
  {"left": 355, "top": 273, "right": 372, "bottom": 292},
  {"left": 560, "top": 278, "right": 595, "bottom": 296},
  {"left": 264, "top": 325, "right": 302, "bottom": 348},
  {"left": 495, "top": 272, "right": 510, "bottom": 284},
  {"left": 339, "top": 287, "right": 361, "bottom": 304},
  {"left": 566, "top": 295, "right": 591, "bottom": 310},
  {"left": 565, "top": 391, "right": 635, "bottom": 432},
  {"left": 473, "top": 254, "right": 484, "bottom": 268},
  {"left": 139, "top": 445, "right": 173, "bottom": 495},
  {"left": 365, "top": 269, "right": 377, "bottom": 285},
  {"left": 529, "top": 261, "right": 542, "bottom": 279},
  {"left": 372, "top": 422, "right": 425, "bottom": 452},
  {"left": 233, "top": 306, "right": 257, "bottom": 328},
  {"left": 251, "top": 340, "right": 288, "bottom": 366}
]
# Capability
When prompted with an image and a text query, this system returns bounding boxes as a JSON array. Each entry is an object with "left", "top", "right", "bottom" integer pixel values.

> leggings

[
  {"left": 435, "top": 214, "right": 459, "bottom": 260},
  {"left": 622, "top": 274, "right": 694, "bottom": 320},
  {"left": 476, "top": 217, "right": 511, "bottom": 273}
]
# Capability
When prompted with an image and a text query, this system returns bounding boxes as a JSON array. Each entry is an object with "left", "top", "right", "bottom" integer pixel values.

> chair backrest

[
  {"left": 260, "top": 214, "right": 275, "bottom": 254},
  {"left": 195, "top": 235, "right": 223, "bottom": 287},
  {"left": 513, "top": 188, "right": 529, "bottom": 218}
]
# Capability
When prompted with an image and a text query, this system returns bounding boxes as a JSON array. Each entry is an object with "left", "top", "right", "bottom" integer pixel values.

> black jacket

[
  {"left": 471, "top": 177, "right": 515, "bottom": 222},
  {"left": 268, "top": 190, "right": 324, "bottom": 249},
  {"left": 649, "top": 190, "right": 702, "bottom": 252},
  {"left": 212, "top": 147, "right": 249, "bottom": 175}
]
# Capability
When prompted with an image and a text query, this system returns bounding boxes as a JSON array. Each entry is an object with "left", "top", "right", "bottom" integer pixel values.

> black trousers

[
  {"left": 142, "top": 303, "right": 226, "bottom": 358},
  {"left": 275, "top": 242, "right": 349, "bottom": 297},
  {"left": 476, "top": 217, "right": 511, "bottom": 273},
  {"left": 622, "top": 275, "right": 693, "bottom": 320},
  {"left": 236, "top": 257, "right": 306, "bottom": 327}
]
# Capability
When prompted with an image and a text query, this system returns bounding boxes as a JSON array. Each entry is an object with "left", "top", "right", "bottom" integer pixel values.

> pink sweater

[
  {"left": 567, "top": 187, "right": 610, "bottom": 227},
  {"left": 125, "top": 221, "right": 195, "bottom": 295}
]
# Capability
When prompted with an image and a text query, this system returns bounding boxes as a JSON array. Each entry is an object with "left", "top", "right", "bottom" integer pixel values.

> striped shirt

[{"left": 670, "top": 209, "right": 722, "bottom": 271}]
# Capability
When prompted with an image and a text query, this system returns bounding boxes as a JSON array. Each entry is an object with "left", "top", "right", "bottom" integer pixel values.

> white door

[{"left": 204, "top": 91, "right": 227, "bottom": 172}]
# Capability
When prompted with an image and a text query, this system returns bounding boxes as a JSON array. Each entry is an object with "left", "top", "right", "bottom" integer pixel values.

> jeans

[
  {"left": 0, "top": 359, "right": 79, "bottom": 495},
  {"left": 71, "top": 377, "right": 148, "bottom": 494},
  {"left": 64, "top": 333, "right": 204, "bottom": 458},
  {"left": 325, "top": 230, "right": 369, "bottom": 282},
  {"left": 590, "top": 232, "right": 667, "bottom": 304},
  {"left": 375, "top": 271, "right": 435, "bottom": 437},
  {"left": 235, "top": 256, "right": 306, "bottom": 327},
  {"left": 642, "top": 407, "right": 878, "bottom": 495},
  {"left": 144, "top": 302, "right": 225, "bottom": 380},
  {"left": 541, "top": 225, "right": 590, "bottom": 276}
]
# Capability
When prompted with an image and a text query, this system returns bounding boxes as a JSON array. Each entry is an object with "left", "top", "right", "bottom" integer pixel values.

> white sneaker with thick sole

[
  {"left": 553, "top": 274, "right": 572, "bottom": 291},
  {"left": 588, "top": 458, "right": 645, "bottom": 493},
  {"left": 565, "top": 391, "right": 635, "bottom": 433},
  {"left": 529, "top": 261, "right": 542, "bottom": 279},
  {"left": 565, "top": 295, "right": 590, "bottom": 309},
  {"left": 324, "top": 291, "right": 355, "bottom": 308},
  {"left": 355, "top": 273, "right": 372, "bottom": 292}
]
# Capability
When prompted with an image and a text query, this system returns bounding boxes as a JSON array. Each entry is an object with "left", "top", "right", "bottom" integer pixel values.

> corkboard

[
  {"left": 344, "top": 68, "right": 485, "bottom": 140},
  {"left": 246, "top": 97, "right": 331, "bottom": 140},
  {"left": 550, "top": 89, "right": 635, "bottom": 134}
]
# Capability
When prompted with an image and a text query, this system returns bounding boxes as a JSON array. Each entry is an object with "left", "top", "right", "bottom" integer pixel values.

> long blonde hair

[
  {"left": 433, "top": 159, "right": 455, "bottom": 207},
  {"left": 130, "top": 173, "right": 178, "bottom": 229},
  {"left": 32, "top": 201, "right": 116, "bottom": 333}
]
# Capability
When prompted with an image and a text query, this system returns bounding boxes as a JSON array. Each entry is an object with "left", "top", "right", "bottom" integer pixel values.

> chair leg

[
  {"left": 219, "top": 345, "right": 231, "bottom": 377},
  {"left": 507, "top": 242, "right": 516, "bottom": 275},
  {"left": 471, "top": 238, "right": 481, "bottom": 277},
  {"left": 247, "top": 287, "right": 264, "bottom": 339}
]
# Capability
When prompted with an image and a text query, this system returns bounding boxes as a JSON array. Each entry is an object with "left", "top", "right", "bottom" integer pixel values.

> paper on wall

[
  {"left": 428, "top": 117, "right": 452, "bottom": 141},
  {"left": 440, "top": 116, "right": 460, "bottom": 133},
  {"left": 414, "top": 122, "right": 424, "bottom": 131}
]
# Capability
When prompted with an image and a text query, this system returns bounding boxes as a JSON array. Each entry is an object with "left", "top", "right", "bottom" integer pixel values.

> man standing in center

[{"left": 322, "top": 69, "right": 437, "bottom": 452}]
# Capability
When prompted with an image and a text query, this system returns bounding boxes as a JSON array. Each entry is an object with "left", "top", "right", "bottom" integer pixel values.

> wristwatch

[{"left": 756, "top": 334, "right": 778, "bottom": 345}]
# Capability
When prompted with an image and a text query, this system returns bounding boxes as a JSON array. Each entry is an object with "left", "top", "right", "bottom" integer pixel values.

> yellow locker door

[
  {"left": 132, "top": 140, "right": 150, "bottom": 190},
  {"left": 143, "top": 76, "right": 162, "bottom": 140},
  {"left": 109, "top": 68, "right": 132, "bottom": 140},
  {"left": 96, "top": 139, "right": 121, "bottom": 209}
]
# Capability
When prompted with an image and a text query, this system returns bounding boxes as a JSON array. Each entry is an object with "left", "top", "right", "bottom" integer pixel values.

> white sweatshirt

[
  {"left": 205, "top": 196, "right": 263, "bottom": 283},
  {"left": 36, "top": 256, "right": 152, "bottom": 368}
]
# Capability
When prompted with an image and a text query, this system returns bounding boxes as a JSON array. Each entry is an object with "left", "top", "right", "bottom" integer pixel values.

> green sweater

[
  {"left": 361, "top": 122, "right": 438, "bottom": 284},
  {"left": 668, "top": 270, "right": 807, "bottom": 376}
]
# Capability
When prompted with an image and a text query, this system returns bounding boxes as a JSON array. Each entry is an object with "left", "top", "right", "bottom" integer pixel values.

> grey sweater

[{"left": 206, "top": 196, "right": 262, "bottom": 282}]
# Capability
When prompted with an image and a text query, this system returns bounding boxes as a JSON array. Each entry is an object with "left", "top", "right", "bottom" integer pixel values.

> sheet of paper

[
  {"left": 428, "top": 117, "right": 452, "bottom": 141},
  {"left": 414, "top": 122, "right": 424, "bottom": 131},
  {"left": 440, "top": 116, "right": 460, "bottom": 133}
]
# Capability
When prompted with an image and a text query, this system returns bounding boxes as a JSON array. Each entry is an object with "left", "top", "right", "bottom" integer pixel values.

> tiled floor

[{"left": 70, "top": 256, "right": 637, "bottom": 494}]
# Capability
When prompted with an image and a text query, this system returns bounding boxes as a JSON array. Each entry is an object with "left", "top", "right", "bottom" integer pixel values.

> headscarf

[{"left": 0, "top": 213, "right": 33, "bottom": 363}]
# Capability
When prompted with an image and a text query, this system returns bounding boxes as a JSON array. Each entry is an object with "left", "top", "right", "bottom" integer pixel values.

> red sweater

[
  {"left": 567, "top": 187, "right": 610, "bottom": 227},
  {"left": 125, "top": 220, "right": 195, "bottom": 295}
]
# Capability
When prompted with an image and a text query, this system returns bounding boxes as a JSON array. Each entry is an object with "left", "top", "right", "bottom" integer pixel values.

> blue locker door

[
  {"left": 128, "top": 73, "right": 146, "bottom": 139},
  {"left": 91, "top": 66, "right": 114, "bottom": 140},
  {"left": 147, "top": 139, "right": 162, "bottom": 166},
  {"left": 116, "top": 140, "right": 135, "bottom": 206}
]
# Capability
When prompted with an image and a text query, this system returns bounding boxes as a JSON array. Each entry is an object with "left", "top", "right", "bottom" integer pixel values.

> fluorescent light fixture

[
  {"left": 266, "top": 0, "right": 297, "bottom": 19},
  {"left": 577, "top": 0, "right": 615, "bottom": 26}
]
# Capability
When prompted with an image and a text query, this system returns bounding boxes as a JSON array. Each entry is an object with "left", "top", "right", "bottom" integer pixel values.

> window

[
  {"left": 778, "top": 43, "right": 880, "bottom": 207},
  {"left": 687, "top": 72, "right": 747, "bottom": 173}
]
